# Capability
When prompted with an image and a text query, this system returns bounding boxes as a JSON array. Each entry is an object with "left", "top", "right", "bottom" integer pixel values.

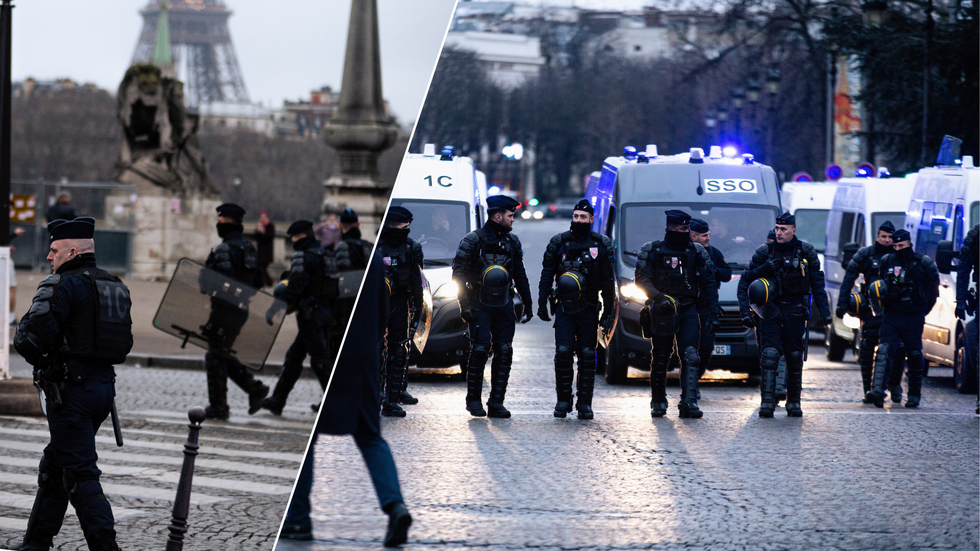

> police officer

[
  {"left": 377, "top": 206, "right": 425, "bottom": 417},
  {"left": 868, "top": 229, "right": 941, "bottom": 408},
  {"left": 537, "top": 199, "right": 616, "bottom": 419},
  {"left": 14, "top": 217, "right": 133, "bottom": 551},
  {"left": 954, "top": 224, "right": 979, "bottom": 414},
  {"left": 337, "top": 207, "right": 372, "bottom": 270},
  {"left": 738, "top": 212, "right": 831, "bottom": 418},
  {"left": 634, "top": 210, "right": 718, "bottom": 419},
  {"left": 262, "top": 220, "right": 349, "bottom": 414},
  {"left": 689, "top": 218, "right": 731, "bottom": 386},
  {"left": 834, "top": 220, "right": 905, "bottom": 402},
  {"left": 453, "top": 195, "right": 533, "bottom": 418},
  {"left": 201, "top": 203, "right": 270, "bottom": 420}
]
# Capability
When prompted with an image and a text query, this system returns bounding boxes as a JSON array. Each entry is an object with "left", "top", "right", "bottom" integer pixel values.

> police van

[
  {"left": 387, "top": 144, "right": 488, "bottom": 372},
  {"left": 905, "top": 156, "right": 979, "bottom": 392},
  {"left": 823, "top": 173, "right": 918, "bottom": 361},
  {"left": 585, "top": 145, "right": 782, "bottom": 383}
]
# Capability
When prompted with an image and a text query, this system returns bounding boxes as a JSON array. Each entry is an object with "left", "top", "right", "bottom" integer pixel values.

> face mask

[
  {"left": 383, "top": 226, "right": 410, "bottom": 245},
  {"left": 570, "top": 221, "right": 591, "bottom": 237},
  {"left": 217, "top": 222, "right": 242, "bottom": 238},
  {"left": 895, "top": 246, "right": 913, "bottom": 261},
  {"left": 292, "top": 235, "right": 315, "bottom": 251},
  {"left": 664, "top": 230, "right": 690, "bottom": 250}
]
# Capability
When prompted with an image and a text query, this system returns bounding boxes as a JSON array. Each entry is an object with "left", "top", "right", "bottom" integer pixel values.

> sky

[{"left": 10, "top": 0, "right": 458, "bottom": 125}]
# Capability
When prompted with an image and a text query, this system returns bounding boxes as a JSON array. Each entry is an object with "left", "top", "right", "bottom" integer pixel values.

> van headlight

[
  {"left": 433, "top": 281, "right": 459, "bottom": 300},
  {"left": 620, "top": 283, "right": 648, "bottom": 303},
  {"left": 521, "top": 210, "right": 532, "bottom": 219}
]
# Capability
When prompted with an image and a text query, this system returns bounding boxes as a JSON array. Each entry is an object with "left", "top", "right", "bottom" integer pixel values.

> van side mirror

[
  {"left": 935, "top": 240, "right": 956, "bottom": 274},
  {"left": 842, "top": 242, "right": 860, "bottom": 266}
]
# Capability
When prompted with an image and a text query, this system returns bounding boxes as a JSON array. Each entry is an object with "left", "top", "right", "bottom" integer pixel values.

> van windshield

[
  {"left": 621, "top": 203, "right": 779, "bottom": 268},
  {"left": 390, "top": 199, "right": 469, "bottom": 265},
  {"left": 794, "top": 209, "right": 829, "bottom": 252}
]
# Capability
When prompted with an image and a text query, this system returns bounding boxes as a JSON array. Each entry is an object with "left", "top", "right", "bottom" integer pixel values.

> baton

[
  {"left": 802, "top": 295, "right": 812, "bottom": 363},
  {"left": 110, "top": 399, "right": 124, "bottom": 447}
]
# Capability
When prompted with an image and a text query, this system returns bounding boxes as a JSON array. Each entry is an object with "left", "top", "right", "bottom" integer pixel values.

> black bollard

[{"left": 165, "top": 407, "right": 206, "bottom": 551}]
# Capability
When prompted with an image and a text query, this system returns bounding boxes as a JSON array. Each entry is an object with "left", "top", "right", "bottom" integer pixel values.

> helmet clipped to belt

[
  {"left": 748, "top": 278, "right": 780, "bottom": 319},
  {"left": 556, "top": 270, "right": 587, "bottom": 314},
  {"left": 649, "top": 294, "right": 679, "bottom": 336},
  {"left": 868, "top": 279, "right": 887, "bottom": 316},
  {"left": 479, "top": 264, "right": 511, "bottom": 307},
  {"left": 847, "top": 291, "right": 865, "bottom": 317}
]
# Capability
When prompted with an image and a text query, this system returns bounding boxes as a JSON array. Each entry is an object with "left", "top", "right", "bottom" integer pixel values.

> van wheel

[
  {"left": 825, "top": 327, "right": 847, "bottom": 362},
  {"left": 954, "top": 330, "right": 978, "bottom": 393},
  {"left": 604, "top": 336, "right": 629, "bottom": 385}
]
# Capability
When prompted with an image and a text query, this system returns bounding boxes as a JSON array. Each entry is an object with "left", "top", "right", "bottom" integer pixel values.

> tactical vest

[
  {"left": 859, "top": 251, "right": 885, "bottom": 296},
  {"left": 306, "top": 247, "right": 341, "bottom": 302},
  {"left": 881, "top": 253, "right": 923, "bottom": 311},
  {"left": 476, "top": 228, "right": 516, "bottom": 303},
  {"left": 650, "top": 241, "right": 698, "bottom": 299},
  {"left": 768, "top": 242, "right": 810, "bottom": 297},
  {"left": 62, "top": 266, "right": 134, "bottom": 365},
  {"left": 380, "top": 241, "right": 416, "bottom": 296},
  {"left": 558, "top": 231, "right": 604, "bottom": 291}
]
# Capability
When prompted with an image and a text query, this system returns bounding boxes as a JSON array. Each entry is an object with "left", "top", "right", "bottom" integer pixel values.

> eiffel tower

[{"left": 131, "top": 0, "right": 249, "bottom": 107}]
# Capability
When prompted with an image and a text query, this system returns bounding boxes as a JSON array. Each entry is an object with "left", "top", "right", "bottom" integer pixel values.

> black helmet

[
  {"left": 480, "top": 264, "right": 511, "bottom": 306},
  {"left": 847, "top": 291, "right": 864, "bottom": 316},
  {"left": 556, "top": 271, "right": 587, "bottom": 314},
  {"left": 748, "top": 278, "right": 780, "bottom": 319},
  {"left": 649, "top": 294, "right": 679, "bottom": 336},
  {"left": 868, "top": 279, "right": 887, "bottom": 315}
]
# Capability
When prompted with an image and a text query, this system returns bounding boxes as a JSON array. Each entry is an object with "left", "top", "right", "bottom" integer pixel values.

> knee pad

[
  {"left": 577, "top": 347, "right": 596, "bottom": 364},
  {"left": 761, "top": 347, "right": 780, "bottom": 371},
  {"left": 907, "top": 349, "right": 923, "bottom": 366},
  {"left": 785, "top": 351, "right": 803, "bottom": 369},
  {"left": 681, "top": 346, "right": 700, "bottom": 369},
  {"left": 555, "top": 345, "right": 574, "bottom": 364},
  {"left": 471, "top": 344, "right": 490, "bottom": 363},
  {"left": 874, "top": 342, "right": 890, "bottom": 364},
  {"left": 494, "top": 342, "right": 514, "bottom": 363}
]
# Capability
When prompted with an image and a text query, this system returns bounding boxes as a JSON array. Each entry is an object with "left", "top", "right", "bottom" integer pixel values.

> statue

[{"left": 114, "top": 63, "right": 216, "bottom": 196}]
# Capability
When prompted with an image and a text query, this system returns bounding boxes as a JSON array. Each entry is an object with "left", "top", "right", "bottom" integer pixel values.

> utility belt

[{"left": 34, "top": 358, "right": 112, "bottom": 409}]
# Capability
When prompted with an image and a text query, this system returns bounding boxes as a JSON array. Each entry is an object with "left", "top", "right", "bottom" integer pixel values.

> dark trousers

[
  {"left": 758, "top": 303, "right": 808, "bottom": 356},
  {"left": 650, "top": 304, "right": 700, "bottom": 399},
  {"left": 469, "top": 302, "right": 517, "bottom": 348},
  {"left": 35, "top": 372, "right": 116, "bottom": 545},
  {"left": 383, "top": 297, "right": 412, "bottom": 399},
  {"left": 878, "top": 312, "right": 925, "bottom": 397},
  {"left": 697, "top": 305, "right": 717, "bottom": 377},
  {"left": 284, "top": 419, "right": 404, "bottom": 529},
  {"left": 271, "top": 307, "right": 332, "bottom": 405},
  {"left": 554, "top": 305, "right": 599, "bottom": 351}
]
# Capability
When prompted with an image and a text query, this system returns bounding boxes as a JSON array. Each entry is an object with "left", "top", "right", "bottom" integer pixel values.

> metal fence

[{"left": 10, "top": 180, "right": 136, "bottom": 274}]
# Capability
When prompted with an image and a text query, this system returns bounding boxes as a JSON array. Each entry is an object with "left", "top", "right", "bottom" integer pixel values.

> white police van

[
  {"left": 586, "top": 145, "right": 782, "bottom": 383},
  {"left": 388, "top": 144, "right": 488, "bottom": 373},
  {"left": 905, "top": 156, "right": 979, "bottom": 392},
  {"left": 823, "top": 173, "right": 918, "bottom": 361}
]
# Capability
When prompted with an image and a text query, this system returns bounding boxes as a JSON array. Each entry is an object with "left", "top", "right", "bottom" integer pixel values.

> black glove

[
  {"left": 822, "top": 316, "right": 833, "bottom": 327},
  {"left": 710, "top": 317, "right": 720, "bottom": 331},
  {"left": 741, "top": 316, "right": 756, "bottom": 329},
  {"left": 600, "top": 312, "right": 615, "bottom": 334},
  {"left": 758, "top": 258, "right": 779, "bottom": 276},
  {"left": 460, "top": 307, "right": 476, "bottom": 323},
  {"left": 835, "top": 306, "right": 846, "bottom": 319},
  {"left": 521, "top": 309, "right": 533, "bottom": 324},
  {"left": 956, "top": 306, "right": 967, "bottom": 320},
  {"left": 537, "top": 302, "right": 551, "bottom": 322}
]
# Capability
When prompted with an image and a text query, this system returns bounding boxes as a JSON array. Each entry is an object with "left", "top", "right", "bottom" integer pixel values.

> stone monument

[
  {"left": 114, "top": 3, "right": 220, "bottom": 279},
  {"left": 322, "top": 0, "right": 398, "bottom": 237}
]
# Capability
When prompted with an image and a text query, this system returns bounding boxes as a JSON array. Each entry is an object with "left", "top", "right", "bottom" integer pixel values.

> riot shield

[
  {"left": 337, "top": 269, "right": 365, "bottom": 299},
  {"left": 413, "top": 268, "right": 434, "bottom": 353},
  {"left": 153, "top": 258, "right": 288, "bottom": 371},
  {"left": 597, "top": 285, "right": 620, "bottom": 349}
]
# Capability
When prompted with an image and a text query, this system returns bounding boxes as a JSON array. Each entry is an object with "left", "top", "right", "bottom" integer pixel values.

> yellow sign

[{"left": 10, "top": 194, "right": 36, "bottom": 223}]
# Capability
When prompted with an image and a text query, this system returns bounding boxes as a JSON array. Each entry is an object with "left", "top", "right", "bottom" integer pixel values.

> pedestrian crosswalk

[{"left": 0, "top": 409, "right": 312, "bottom": 536}]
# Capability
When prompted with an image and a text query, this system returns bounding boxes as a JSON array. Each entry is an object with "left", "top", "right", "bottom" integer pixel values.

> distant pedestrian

[
  {"left": 316, "top": 215, "right": 342, "bottom": 250},
  {"left": 280, "top": 252, "right": 412, "bottom": 547},
  {"left": 252, "top": 209, "right": 276, "bottom": 287},
  {"left": 44, "top": 191, "right": 76, "bottom": 223}
]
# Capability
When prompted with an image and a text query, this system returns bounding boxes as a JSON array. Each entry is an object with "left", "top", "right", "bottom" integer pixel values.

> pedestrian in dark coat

[{"left": 280, "top": 252, "right": 412, "bottom": 547}]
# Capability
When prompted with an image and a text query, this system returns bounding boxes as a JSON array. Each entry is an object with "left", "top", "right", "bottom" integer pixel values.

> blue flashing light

[
  {"left": 877, "top": 167, "right": 891, "bottom": 178},
  {"left": 637, "top": 152, "right": 650, "bottom": 163},
  {"left": 742, "top": 153, "right": 754, "bottom": 165},
  {"left": 722, "top": 145, "right": 738, "bottom": 158},
  {"left": 825, "top": 164, "right": 843, "bottom": 181},
  {"left": 440, "top": 146, "right": 455, "bottom": 160},
  {"left": 488, "top": 185, "right": 501, "bottom": 195},
  {"left": 623, "top": 146, "right": 637, "bottom": 161}
]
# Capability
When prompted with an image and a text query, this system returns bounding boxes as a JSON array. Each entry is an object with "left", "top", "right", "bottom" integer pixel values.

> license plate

[{"left": 713, "top": 345, "right": 731, "bottom": 356}]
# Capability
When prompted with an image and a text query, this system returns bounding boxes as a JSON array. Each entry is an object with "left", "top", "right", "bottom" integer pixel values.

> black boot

[
  {"left": 382, "top": 347, "right": 408, "bottom": 418},
  {"left": 678, "top": 347, "right": 703, "bottom": 418},
  {"left": 775, "top": 355, "right": 787, "bottom": 403},
  {"left": 650, "top": 341, "right": 669, "bottom": 418},
  {"left": 576, "top": 346, "right": 597, "bottom": 420},
  {"left": 247, "top": 381, "right": 270, "bottom": 415},
  {"left": 888, "top": 356, "right": 905, "bottom": 404},
  {"left": 19, "top": 459, "right": 67, "bottom": 551},
  {"left": 553, "top": 346, "right": 574, "bottom": 418},
  {"left": 868, "top": 344, "right": 891, "bottom": 408},
  {"left": 784, "top": 352, "right": 803, "bottom": 417},
  {"left": 859, "top": 324, "right": 879, "bottom": 402},
  {"left": 397, "top": 342, "right": 418, "bottom": 405},
  {"left": 759, "top": 347, "right": 779, "bottom": 418},
  {"left": 383, "top": 502, "right": 412, "bottom": 547},
  {"left": 487, "top": 343, "right": 513, "bottom": 418},
  {"left": 905, "top": 350, "right": 923, "bottom": 408},
  {"left": 465, "top": 345, "right": 489, "bottom": 416},
  {"left": 204, "top": 354, "right": 230, "bottom": 419}
]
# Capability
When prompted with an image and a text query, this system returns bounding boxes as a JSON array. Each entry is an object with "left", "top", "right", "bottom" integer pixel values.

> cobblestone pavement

[
  {"left": 0, "top": 356, "right": 319, "bottom": 551},
  {"left": 278, "top": 220, "right": 979, "bottom": 551}
]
